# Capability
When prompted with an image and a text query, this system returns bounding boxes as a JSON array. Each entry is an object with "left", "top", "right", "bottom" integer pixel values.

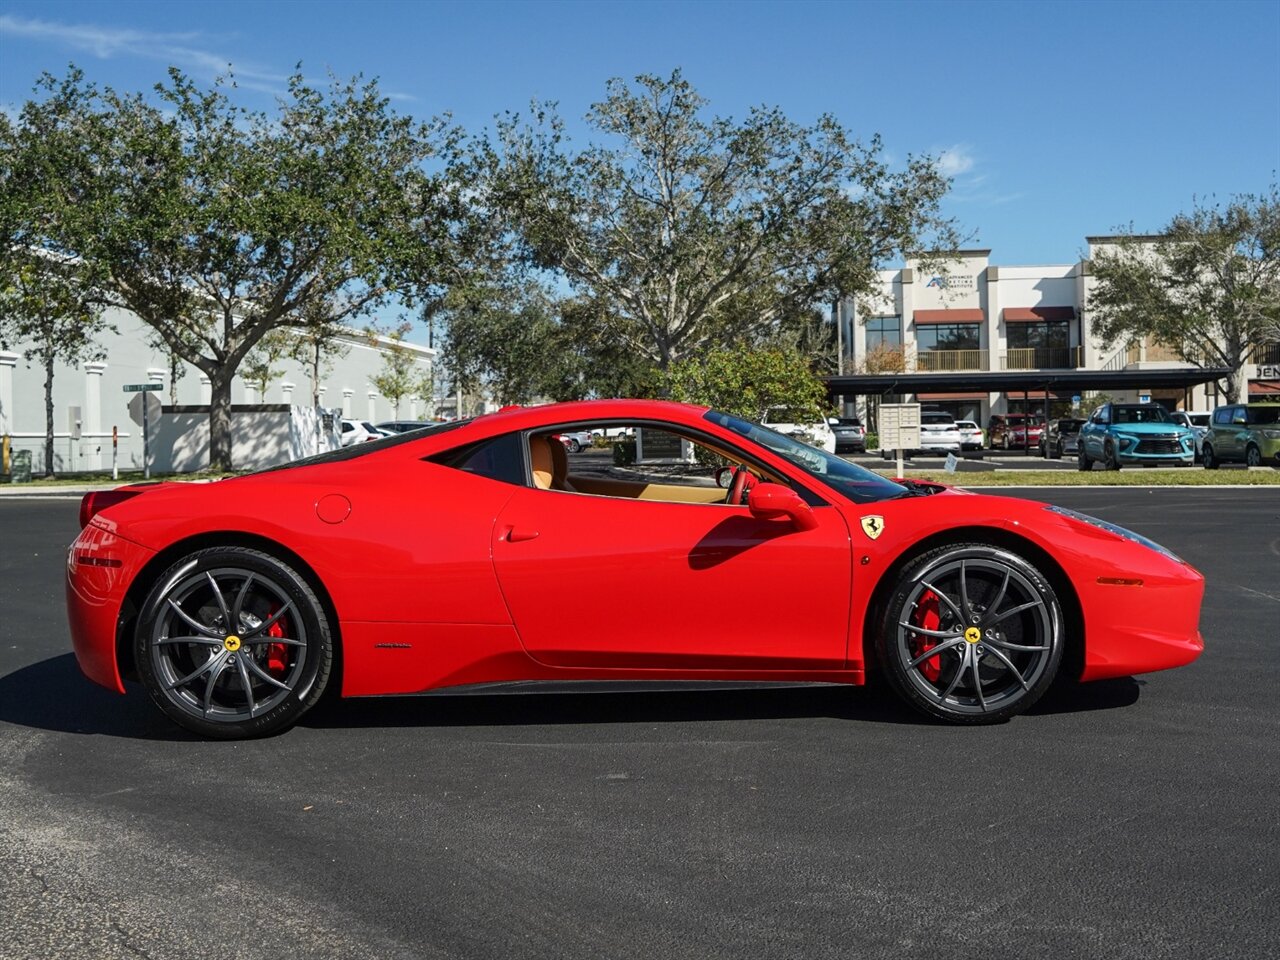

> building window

[
  {"left": 1007, "top": 321, "right": 1070, "bottom": 350},
  {"left": 917, "top": 323, "right": 980, "bottom": 351},
  {"left": 866, "top": 316, "right": 901, "bottom": 349}
]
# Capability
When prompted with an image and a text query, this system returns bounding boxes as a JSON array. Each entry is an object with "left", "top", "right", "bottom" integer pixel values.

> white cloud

[
  {"left": 0, "top": 14, "right": 287, "bottom": 93},
  {"left": 937, "top": 144, "right": 976, "bottom": 178}
]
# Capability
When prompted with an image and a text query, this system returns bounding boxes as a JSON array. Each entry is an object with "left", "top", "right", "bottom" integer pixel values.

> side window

[
  {"left": 1214, "top": 408, "right": 1232, "bottom": 425},
  {"left": 430, "top": 432, "right": 526, "bottom": 486},
  {"left": 522, "top": 421, "right": 789, "bottom": 506},
  {"left": 1231, "top": 407, "right": 1248, "bottom": 425}
]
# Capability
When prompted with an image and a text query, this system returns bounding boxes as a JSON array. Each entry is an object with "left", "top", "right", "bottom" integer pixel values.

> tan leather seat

[
  {"left": 547, "top": 437, "right": 575, "bottom": 491},
  {"left": 530, "top": 436, "right": 556, "bottom": 489}
]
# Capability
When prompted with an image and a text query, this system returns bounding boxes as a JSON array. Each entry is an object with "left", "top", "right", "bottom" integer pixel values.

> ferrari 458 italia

[{"left": 67, "top": 400, "right": 1204, "bottom": 738}]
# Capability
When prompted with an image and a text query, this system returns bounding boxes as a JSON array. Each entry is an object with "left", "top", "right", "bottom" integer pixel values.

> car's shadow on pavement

[
  {"left": 0, "top": 654, "right": 1142, "bottom": 737},
  {"left": 303, "top": 676, "right": 1143, "bottom": 731},
  {"left": 0, "top": 654, "right": 194, "bottom": 740}
]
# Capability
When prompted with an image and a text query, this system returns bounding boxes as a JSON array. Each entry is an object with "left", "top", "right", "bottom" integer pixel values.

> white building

[
  {"left": 833, "top": 239, "right": 1279, "bottom": 426},
  {"left": 0, "top": 305, "right": 437, "bottom": 473}
]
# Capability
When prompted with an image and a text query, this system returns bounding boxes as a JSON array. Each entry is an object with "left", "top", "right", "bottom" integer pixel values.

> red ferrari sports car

[{"left": 67, "top": 399, "right": 1204, "bottom": 738}]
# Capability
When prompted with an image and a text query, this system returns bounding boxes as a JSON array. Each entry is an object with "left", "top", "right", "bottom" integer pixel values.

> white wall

[{"left": 1, "top": 308, "right": 434, "bottom": 473}]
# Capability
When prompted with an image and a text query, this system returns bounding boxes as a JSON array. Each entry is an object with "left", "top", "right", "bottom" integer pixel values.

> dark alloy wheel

[
  {"left": 1246, "top": 444, "right": 1262, "bottom": 468},
  {"left": 876, "top": 543, "right": 1063, "bottom": 724},
  {"left": 1104, "top": 441, "right": 1122, "bottom": 471},
  {"left": 1202, "top": 444, "right": 1219, "bottom": 469},
  {"left": 136, "top": 547, "right": 334, "bottom": 739},
  {"left": 1077, "top": 445, "right": 1092, "bottom": 471}
]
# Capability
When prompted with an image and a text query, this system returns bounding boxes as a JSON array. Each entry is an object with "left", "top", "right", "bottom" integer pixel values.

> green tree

[
  {"left": 0, "top": 252, "right": 112, "bottom": 477},
  {"left": 0, "top": 78, "right": 114, "bottom": 477},
  {"left": 486, "top": 69, "right": 956, "bottom": 371},
  {"left": 241, "top": 329, "right": 292, "bottom": 402},
  {"left": 287, "top": 293, "right": 353, "bottom": 412},
  {"left": 368, "top": 323, "right": 432, "bottom": 417},
  {"left": 1089, "top": 186, "right": 1280, "bottom": 402},
  {"left": 33, "top": 66, "right": 468, "bottom": 470},
  {"left": 667, "top": 347, "right": 828, "bottom": 423},
  {"left": 441, "top": 281, "right": 572, "bottom": 405}
]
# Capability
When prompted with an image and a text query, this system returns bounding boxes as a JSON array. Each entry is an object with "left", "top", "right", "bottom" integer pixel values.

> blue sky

[{"left": 1, "top": 0, "right": 1278, "bottom": 268}]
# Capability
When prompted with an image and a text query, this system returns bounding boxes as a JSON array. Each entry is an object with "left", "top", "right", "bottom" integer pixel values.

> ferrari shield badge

[{"left": 860, "top": 515, "right": 885, "bottom": 540}]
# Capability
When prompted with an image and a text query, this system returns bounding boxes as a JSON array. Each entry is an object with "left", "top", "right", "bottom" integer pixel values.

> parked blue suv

[{"left": 1078, "top": 403, "right": 1196, "bottom": 470}]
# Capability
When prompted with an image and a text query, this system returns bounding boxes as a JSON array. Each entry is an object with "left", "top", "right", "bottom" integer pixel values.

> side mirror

[{"left": 747, "top": 485, "right": 818, "bottom": 531}]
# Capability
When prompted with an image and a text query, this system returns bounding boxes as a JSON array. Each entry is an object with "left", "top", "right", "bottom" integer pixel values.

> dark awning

[
  {"left": 826, "top": 367, "right": 1233, "bottom": 398},
  {"left": 1004, "top": 306, "right": 1075, "bottom": 322},
  {"left": 914, "top": 309, "right": 984, "bottom": 324}
]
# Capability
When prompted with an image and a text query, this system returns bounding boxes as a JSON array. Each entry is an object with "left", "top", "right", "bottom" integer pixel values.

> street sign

[
  {"left": 1072, "top": 395, "right": 1082, "bottom": 406},
  {"left": 123, "top": 383, "right": 163, "bottom": 393},
  {"left": 128, "top": 391, "right": 162, "bottom": 426},
  {"left": 944, "top": 452, "right": 959, "bottom": 473}
]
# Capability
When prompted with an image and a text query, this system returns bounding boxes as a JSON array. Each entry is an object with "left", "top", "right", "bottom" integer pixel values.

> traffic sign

[
  {"left": 123, "top": 383, "right": 163, "bottom": 393},
  {"left": 128, "top": 391, "right": 162, "bottom": 426}
]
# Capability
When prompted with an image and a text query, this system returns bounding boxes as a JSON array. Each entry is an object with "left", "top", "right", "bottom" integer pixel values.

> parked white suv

[
  {"left": 919, "top": 411, "right": 963, "bottom": 454},
  {"left": 761, "top": 407, "right": 837, "bottom": 453}
]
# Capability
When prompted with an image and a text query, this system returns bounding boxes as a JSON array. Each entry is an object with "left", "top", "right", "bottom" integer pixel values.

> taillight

[{"left": 79, "top": 489, "right": 146, "bottom": 529}]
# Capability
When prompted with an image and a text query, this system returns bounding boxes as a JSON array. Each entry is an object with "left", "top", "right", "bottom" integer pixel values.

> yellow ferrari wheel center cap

[
  {"left": 964, "top": 627, "right": 982, "bottom": 644},
  {"left": 223, "top": 635, "right": 242, "bottom": 652}
]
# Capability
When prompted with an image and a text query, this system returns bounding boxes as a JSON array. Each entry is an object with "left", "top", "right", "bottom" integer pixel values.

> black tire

[
  {"left": 875, "top": 543, "right": 1063, "bottom": 724},
  {"left": 1053, "top": 441, "right": 1064, "bottom": 460},
  {"left": 568, "top": 439, "right": 581, "bottom": 453},
  {"left": 135, "top": 546, "right": 334, "bottom": 739},
  {"left": 1104, "top": 441, "right": 1122, "bottom": 471},
  {"left": 1246, "top": 444, "right": 1262, "bottom": 468},
  {"left": 1077, "top": 444, "right": 1092, "bottom": 471},
  {"left": 1202, "top": 443, "right": 1219, "bottom": 470}
]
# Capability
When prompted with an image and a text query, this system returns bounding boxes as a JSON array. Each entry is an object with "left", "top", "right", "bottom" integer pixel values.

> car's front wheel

[
  {"left": 1104, "top": 441, "right": 1122, "bottom": 471},
  {"left": 876, "top": 544, "right": 1063, "bottom": 724},
  {"left": 1202, "top": 444, "right": 1219, "bottom": 469},
  {"left": 1077, "top": 444, "right": 1092, "bottom": 471},
  {"left": 136, "top": 546, "right": 334, "bottom": 739},
  {"left": 1246, "top": 444, "right": 1262, "bottom": 467}
]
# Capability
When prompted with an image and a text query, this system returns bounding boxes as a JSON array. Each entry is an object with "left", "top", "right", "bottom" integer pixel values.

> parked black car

[
  {"left": 1038, "top": 417, "right": 1086, "bottom": 459},
  {"left": 833, "top": 417, "right": 866, "bottom": 453}
]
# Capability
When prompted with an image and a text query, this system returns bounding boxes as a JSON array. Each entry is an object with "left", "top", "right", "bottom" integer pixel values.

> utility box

[
  {"left": 879, "top": 403, "right": 922, "bottom": 453},
  {"left": 11, "top": 448, "right": 32, "bottom": 483}
]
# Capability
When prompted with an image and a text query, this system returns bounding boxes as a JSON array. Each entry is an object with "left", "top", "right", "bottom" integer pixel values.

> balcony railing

[
  {"left": 916, "top": 349, "right": 989, "bottom": 371},
  {"left": 1000, "top": 346, "right": 1084, "bottom": 370},
  {"left": 1253, "top": 342, "right": 1280, "bottom": 364}
]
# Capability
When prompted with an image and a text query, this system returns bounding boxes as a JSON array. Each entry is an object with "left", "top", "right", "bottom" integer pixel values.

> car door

[
  {"left": 491, "top": 482, "right": 853, "bottom": 671},
  {"left": 1082, "top": 406, "right": 1106, "bottom": 457},
  {"left": 1227, "top": 406, "right": 1250, "bottom": 460}
]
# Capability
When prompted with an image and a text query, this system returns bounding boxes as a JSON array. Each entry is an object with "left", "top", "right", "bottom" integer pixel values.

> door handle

[{"left": 502, "top": 525, "right": 540, "bottom": 543}]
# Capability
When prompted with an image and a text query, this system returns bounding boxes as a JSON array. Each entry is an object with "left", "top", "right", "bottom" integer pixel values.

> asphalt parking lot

[{"left": 1, "top": 489, "right": 1277, "bottom": 960}]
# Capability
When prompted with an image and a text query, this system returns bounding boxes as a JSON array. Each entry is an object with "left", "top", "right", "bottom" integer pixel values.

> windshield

[
  {"left": 704, "top": 410, "right": 906, "bottom": 504},
  {"left": 1114, "top": 405, "right": 1171, "bottom": 424}
]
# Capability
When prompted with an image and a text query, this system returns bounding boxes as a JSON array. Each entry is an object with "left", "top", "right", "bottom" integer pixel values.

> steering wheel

[{"left": 727, "top": 465, "right": 754, "bottom": 506}]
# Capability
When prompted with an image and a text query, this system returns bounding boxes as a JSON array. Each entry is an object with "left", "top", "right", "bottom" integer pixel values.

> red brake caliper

[
  {"left": 265, "top": 605, "right": 289, "bottom": 677},
  {"left": 912, "top": 591, "right": 943, "bottom": 682}
]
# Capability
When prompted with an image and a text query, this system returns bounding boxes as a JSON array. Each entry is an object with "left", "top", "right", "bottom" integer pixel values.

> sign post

[
  {"left": 125, "top": 383, "right": 162, "bottom": 479},
  {"left": 112, "top": 425, "right": 118, "bottom": 481}
]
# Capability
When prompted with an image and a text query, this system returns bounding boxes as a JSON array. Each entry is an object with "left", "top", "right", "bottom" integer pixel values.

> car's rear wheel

[
  {"left": 1202, "top": 444, "right": 1219, "bottom": 469},
  {"left": 876, "top": 544, "right": 1063, "bottom": 724},
  {"left": 1246, "top": 444, "right": 1262, "bottom": 468},
  {"left": 1054, "top": 440, "right": 1065, "bottom": 460},
  {"left": 136, "top": 547, "right": 333, "bottom": 739}
]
